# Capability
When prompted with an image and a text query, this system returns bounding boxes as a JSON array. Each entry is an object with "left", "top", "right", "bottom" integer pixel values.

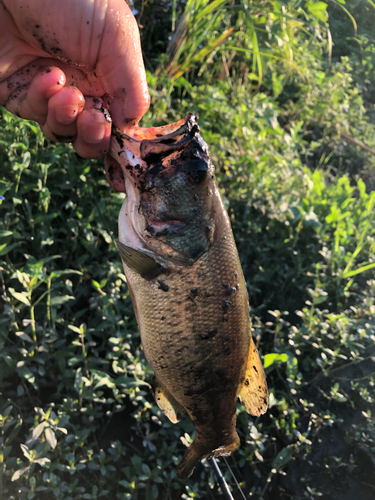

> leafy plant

[{"left": 1, "top": 0, "right": 375, "bottom": 498}]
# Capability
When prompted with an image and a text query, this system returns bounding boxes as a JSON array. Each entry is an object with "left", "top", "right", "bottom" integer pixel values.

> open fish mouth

[
  {"left": 114, "top": 113, "right": 198, "bottom": 144},
  {"left": 111, "top": 113, "right": 201, "bottom": 167}
]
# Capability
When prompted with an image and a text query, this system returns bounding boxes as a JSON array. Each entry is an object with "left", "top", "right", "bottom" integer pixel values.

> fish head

[{"left": 112, "top": 115, "right": 217, "bottom": 265}]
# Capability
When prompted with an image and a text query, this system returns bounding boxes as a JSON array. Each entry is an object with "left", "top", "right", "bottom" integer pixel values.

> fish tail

[
  {"left": 177, "top": 440, "right": 205, "bottom": 478},
  {"left": 177, "top": 433, "right": 240, "bottom": 478}
]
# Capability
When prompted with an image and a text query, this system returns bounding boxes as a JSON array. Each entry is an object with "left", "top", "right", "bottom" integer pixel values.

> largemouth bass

[{"left": 109, "top": 114, "right": 268, "bottom": 478}]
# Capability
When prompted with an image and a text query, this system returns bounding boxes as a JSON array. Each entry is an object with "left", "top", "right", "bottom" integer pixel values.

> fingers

[
  {"left": 73, "top": 98, "right": 112, "bottom": 158},
  {"left": 39, "top": 85, "right": 85, "bottom": 142},
  {"left": 105, "top": 155, "right": 126, "bottom": 192},
  {"left": 96, "top": 0, "right": 150, "bottom": 130},
  {"left": 41, "top": 94, "right": 112, "bottom": 158},
  {"left": 3, "top": 63, "right": 111, "bottom": 158},
  {"left": 14, "top": 67, "right": 67, "bottom": 122},
  {"left": 40, "top": 85, "right": 84, "bottom": 141}
]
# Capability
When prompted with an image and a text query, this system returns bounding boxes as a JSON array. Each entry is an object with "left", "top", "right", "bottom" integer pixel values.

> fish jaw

[{"left": 111, "top": 114, "right": 218, "bottom": 266}]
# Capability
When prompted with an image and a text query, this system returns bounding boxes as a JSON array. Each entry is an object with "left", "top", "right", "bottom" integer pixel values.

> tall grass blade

[
  {"left": 196, "top": 0, "right": 228, "bottom": 22},
  {"left": 342, "top": 262, "right": 375, "bottom": 279},
  {"left": 330, "top": 0, "right": 358, "bottom": 37}
]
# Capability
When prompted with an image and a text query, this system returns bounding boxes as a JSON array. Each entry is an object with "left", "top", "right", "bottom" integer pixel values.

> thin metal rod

[
  {"left": 223, "top": 457, "right": 247, "bottom": 500},
  {"left": 208, "top": 457, "right": 235, "bottom": 500}
]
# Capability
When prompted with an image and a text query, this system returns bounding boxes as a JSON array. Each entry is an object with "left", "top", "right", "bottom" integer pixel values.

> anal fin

[
  {"left": 155, "top": 379, "right": 185, "bottom": 424},
  {"left": 238, "top": 335, "right": 268, "bottom": 416}
]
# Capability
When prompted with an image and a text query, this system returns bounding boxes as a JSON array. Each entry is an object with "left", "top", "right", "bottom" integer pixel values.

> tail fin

[
  {"left": 176, "top": 434, "right": 240, "bottom": 478},
  {"left": 177, "top": 440, "right": 205, "bottom": 478}
]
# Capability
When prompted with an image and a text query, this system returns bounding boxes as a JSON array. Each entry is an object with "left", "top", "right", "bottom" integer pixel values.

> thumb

[{"left": 96, "top": 1, "right": 150, "bottom": 131}]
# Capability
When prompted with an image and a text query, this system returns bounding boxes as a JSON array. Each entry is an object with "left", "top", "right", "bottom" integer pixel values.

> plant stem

[
  {"left": 47, "top": 278, "right": 51, "bottom": 328},
  {"left": 30, "top": 304, "right": 37, "bottom": 351}
]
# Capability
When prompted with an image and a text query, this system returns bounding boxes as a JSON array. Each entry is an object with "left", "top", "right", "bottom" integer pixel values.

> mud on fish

[{"left": 108, "top": 114, "right": 268, "bottom": 478}]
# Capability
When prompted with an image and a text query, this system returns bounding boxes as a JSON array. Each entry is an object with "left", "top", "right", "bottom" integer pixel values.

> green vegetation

[{"left": 1, "top": 0, "right": 375, "bottom": 498}]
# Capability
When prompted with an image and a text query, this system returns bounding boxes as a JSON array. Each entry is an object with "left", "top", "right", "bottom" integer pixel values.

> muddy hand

[{"left": 0, "top": 0, "right": 150, "bottom": 160}]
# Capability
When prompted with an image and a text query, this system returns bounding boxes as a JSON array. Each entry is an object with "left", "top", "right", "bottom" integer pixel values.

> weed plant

[{"left": 1, "top": 0, "right": 375, "bottom": 499}]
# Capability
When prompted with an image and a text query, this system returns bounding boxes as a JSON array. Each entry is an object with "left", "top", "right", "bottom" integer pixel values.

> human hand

[{"left": 0, "top": 0, "right": 150, "bottom": 160}]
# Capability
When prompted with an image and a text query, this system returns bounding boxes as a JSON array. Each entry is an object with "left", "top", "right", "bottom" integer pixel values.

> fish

[{"left": 109, "top": 114, "right": 268, "bottom": 478}]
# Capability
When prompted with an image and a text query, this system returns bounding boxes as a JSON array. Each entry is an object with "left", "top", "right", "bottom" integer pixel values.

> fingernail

[{"left": 56, "top": 104, "right": 79, "bottom": 125}]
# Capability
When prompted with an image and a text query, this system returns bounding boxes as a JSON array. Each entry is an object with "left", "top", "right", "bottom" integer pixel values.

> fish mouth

[
  {"left": 113, "top": 113, "right": 198, "bottom": 145},
  {"left": 111, "top": 113, "right": 203, "bottom": 170},
  {"left": 146, "top": 220, "right": 187, "bottom": 236}
]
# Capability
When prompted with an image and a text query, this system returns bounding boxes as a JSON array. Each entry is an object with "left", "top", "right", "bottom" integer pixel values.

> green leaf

[
  {"left": 342, "top": 263, "right": 375, "bottom": 278},
  {"left": 33, "top": 457, "right": 51, "bottom": 466},
  {"left": 0, "top": 230, "right": 13, "bottom": 237},
  {"left": 93, "top": 376, "right": 116, "bottom": 390},
  {"left": 50, "top": 295, "right": 74, "bottom": 306},
  {"left": 6, "top": 419, "right": 22, "bottom": 445},
  {"left": 9, "top": 288, "right": 30, "bottom": 306},
  {"left": 142, "top": 463, "right": 150, "bottom": 475},
  {"left": 115, "top": 376, "right": 151, "bottom": 389},
  {"left": 196, "top": 0, "right": 228, "bottom": 21},
  {"left": 25, "top": 422, "right": 46, "bottom": 447},
  {"left": 15, "top": 332, "right": 34, "bottom": 343},
  {"left": 152, "top": 485, "right": 159, "bottom": 499},
  {"left": 11, "top": 466, "right": 30, "bottom": 482},
  {"left": 88, "top": 462, "right": 100, "bottom": 470},
  {"left": 68, "top": 357, "right": 84, "bottom": 366},
  {"left": 20, "top": 444, "right": 31, "bottom": 460},
  {"left": 68, "top": 325, "right": 83, "bottom": 334},
  {"left": 16, "top": 365, "right": 36, "bottom": 388},
  {"left": 92, "top": 280, "right": 102, "bottom": 290},
  {"left": 272, "top": 445, "right": 294, "bottom": 469},
  {"left": 0, "top": 243, "right": 20, "bottom": 255},
  {"left": 3, "top": 405, "right": 13, "bottom": 417},
  {"left": 45, "top": 428, "right": 57, "bottom": 449},
  {"left": 286, "top": 354, "right": 298, "bottom": 379},
  {"left": 306, "top": 1, "right": 328, "bottom": 22},
  {"left": 49, "top": 269, "right": 83, "bottom": 279},
  {"left": 263, "top": 353, "right": 288, "bottom": 371},
  {"left": 74, "top": 368, "right": 83, "bottom": 394}
]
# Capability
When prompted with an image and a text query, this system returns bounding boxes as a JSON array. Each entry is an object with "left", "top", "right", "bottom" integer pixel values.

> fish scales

[
  {"left": 111, "top": 114, "right": 268, "bottom": 478},
  {"left": 121, "top": 211, "right": 249, "bottom": 424}
]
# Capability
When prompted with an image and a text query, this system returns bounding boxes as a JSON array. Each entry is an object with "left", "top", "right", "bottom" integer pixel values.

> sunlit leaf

[
  {"left": 45, "top": 428, "right": 57, "bottom": 449},
  {"left": 263, "top": 353, "right": 288, "bottom": 371},
  {"left": 9, "top": 288, "right": 30, "bottom": 306},
  {"left": 115, "top": 376, "right": 151, "bottom": 389},
  {"left": 25, "top": 422, "right": 46, "bottom": 447},
  {"left": 50, "top": 295, "right": 75, "bottom": 306},
  {"left": 11, "top": 466, "right": 30, "bottom": 482}
]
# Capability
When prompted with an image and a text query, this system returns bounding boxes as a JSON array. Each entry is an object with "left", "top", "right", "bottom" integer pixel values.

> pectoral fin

[
  {"left": 155, "top": 380, "right": 185, "bottom": 424},
  {"left": 238, "top": 336, "right": 268, "bottom": 416},
  {"left": 116, "top": 240, "right": 164, "bottom": 280}
]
